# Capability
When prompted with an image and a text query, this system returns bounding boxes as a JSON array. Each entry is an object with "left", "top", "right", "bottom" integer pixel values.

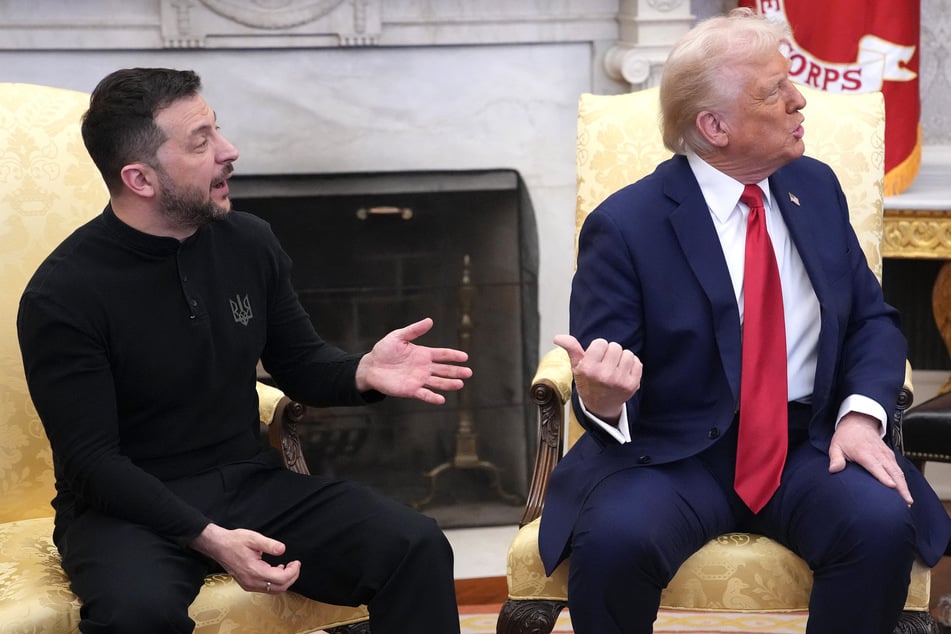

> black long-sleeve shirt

[{"left": 17, "top": 205, "right": 374, "bottom": 545}]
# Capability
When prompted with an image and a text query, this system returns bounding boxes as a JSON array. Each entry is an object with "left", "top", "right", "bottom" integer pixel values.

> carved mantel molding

[
  {"left": 602, "top": 0, "right": 694, "bottom": 90},
  {"left": 883, "top": 210, "right": 951, "bottom": 260},
  {"left": 161, "top": 0, "right": 382, "bottom": 48},
  {"left": 0, "top": 1, "right": 622, "bottom": 52},
  {"left": 883, "top": 146, "right": 951, "bottom": 259}
]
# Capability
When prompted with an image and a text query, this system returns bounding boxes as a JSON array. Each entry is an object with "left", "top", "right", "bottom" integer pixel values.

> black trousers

[{"left": 58, "top": 450, "right": 460, "bottom": 633}]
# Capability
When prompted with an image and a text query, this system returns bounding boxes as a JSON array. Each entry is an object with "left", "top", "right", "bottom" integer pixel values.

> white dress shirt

[{"left": 584, "top": 154, "right": 887, "bottom": 443}]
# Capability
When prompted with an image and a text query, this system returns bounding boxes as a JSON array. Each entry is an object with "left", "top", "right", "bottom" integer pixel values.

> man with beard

[{"left": 16, "top": 67, "right": 470, "bottom": 633}]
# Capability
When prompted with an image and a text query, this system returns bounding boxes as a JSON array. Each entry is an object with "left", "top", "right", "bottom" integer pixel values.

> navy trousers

[
  {"left": 57, "top": 450, "right": 460, "bottom": 634},
  {"left": 565, "top": 406, "right": 917, "bottom": 634}
]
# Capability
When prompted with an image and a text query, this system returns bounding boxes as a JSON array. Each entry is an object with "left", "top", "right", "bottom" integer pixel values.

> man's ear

[
  {"left": 696, "top": 111, "right": 730, "bottom": 148},
  {"left": 120, "top": 163, "right": 157, "bottom": 198}
]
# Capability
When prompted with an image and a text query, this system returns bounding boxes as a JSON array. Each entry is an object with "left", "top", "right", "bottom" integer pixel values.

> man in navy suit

[{"left": 539, "top": 8, "right": 951, "bottom": 633}]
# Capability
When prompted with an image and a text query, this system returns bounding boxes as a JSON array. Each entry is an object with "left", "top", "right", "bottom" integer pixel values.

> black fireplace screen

[{"left": 231, "top": 169, "right": 539, "bottom": 528}]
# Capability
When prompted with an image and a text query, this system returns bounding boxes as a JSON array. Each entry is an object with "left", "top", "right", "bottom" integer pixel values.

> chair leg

[
  {"left": 894, "top": 610, "right": 938, "bottom": 634},
  {"left": 326, "top": 623, "right": 371, "bottom": 634},
  {"left": 496, "top": 598, "right": 567, "bottom": 634}
]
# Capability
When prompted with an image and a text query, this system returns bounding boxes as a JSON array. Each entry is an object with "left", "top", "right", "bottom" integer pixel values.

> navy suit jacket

[{"left": 538, "top": 154, "right": 951, "bottom": 574}]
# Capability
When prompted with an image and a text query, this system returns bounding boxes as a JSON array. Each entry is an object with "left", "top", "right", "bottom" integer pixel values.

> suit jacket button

[
  {"left": 637, "top": 455, "right": 651, "bottom": 464},
  {"left": 708, "top": 428, "right": 720, "bottom": 439}
]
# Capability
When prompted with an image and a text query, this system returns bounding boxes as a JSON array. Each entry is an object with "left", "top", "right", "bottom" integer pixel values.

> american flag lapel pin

[{"left": 788, "top": 192, "right": 800, "bottom": 206}]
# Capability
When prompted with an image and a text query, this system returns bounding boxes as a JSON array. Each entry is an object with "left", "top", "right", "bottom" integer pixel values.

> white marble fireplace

[
  {"left": 0, "top": 0, "right": 700, "bottom": 359},
  {"left": 0, "top": 0, "right": 706, "bottom": 522},
  {"left": 6, "top": 1, "right": 951, "bottom": 505}
]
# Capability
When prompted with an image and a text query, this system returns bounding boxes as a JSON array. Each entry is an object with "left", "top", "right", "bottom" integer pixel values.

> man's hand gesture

[
  {"left": 191, "top": 524, "right": 300, "bottom": 594},
  {"left": 355, "top": 317, "right": 472, "bottom": 405},
  {"left": 554, "top": 334, "right": 642, "bottom": 425}
]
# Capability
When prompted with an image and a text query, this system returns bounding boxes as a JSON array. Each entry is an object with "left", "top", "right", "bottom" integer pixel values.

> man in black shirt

[{"left": 17, "top": 67, "right": 471, "bottom": 633}]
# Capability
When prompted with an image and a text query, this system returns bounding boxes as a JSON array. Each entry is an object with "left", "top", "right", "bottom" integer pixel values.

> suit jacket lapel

[
  {"left": 769, "top": 170, "right": 839, "bottom": 411},
  {"left": 665, "top": 158, "right": 743, "bottom": 402},
  {"left": 769, "top": 172, "right": 832, "bottom": 302}
]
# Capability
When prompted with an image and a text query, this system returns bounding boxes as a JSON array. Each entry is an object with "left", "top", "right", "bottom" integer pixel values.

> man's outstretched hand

[{"left": 355, "top": 317, "right": 472, "bottom": 405}]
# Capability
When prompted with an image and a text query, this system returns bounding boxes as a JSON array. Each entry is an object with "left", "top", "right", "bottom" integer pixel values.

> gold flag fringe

[{"left": 884, "top": 126, "right": 922, "bottom": 196}]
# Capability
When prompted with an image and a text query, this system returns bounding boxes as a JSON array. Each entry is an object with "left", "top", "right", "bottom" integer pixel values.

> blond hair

[{"left": 659, "top": 8, "right": 790, "bottom": 155}]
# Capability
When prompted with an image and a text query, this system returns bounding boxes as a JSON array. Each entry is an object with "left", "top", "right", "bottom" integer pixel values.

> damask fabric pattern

[
  {"left": 575, "top": 84, "right": 887, "bottom": 280},
  {"left": 0, "top": 517, "right": 369, "bottom": 634},
  {"left": 0, "top": 84, "right": 108, "bottom": 524},
  {"left": 507, "top": 519, "right": 931, "bottom": 612},
  {"left": 0, "top": 82, "right": 368, "bottom": 633}
]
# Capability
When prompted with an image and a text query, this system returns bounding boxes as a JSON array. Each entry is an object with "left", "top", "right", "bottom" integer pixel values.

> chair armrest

[
  {"left": 256, "top": 381, "right": 311, "bottom": 475},
  {"left": 533, "top": 347, "right": 574, "bottom": 405},
  {"left": 892, "top": 360, "right": 915, "bottom": 454},
  {"left": 520, "top": 347, "right": 572, "bottom": 527},
  {"left": 901, "top": 360, "right": 914, "bottom": 410}
]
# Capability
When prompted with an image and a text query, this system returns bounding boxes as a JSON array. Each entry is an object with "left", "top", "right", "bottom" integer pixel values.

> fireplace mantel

[
  {"left": 0, "top": 1, "right": 687, "bottom": 60},
  {"left": 5, "top": 1, "right": 951, "bottom": 369},
  {"left": 0, "top": 0, "right": 698, "bottom": 362},
  {"left": 6, "top": 0, "right": 951, "bottom": 508}
]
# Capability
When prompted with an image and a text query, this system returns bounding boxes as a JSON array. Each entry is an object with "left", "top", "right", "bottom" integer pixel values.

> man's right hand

[
  {"left": 554, "top": 334, "right": 642, "bottom": 425},
  {"left": 191, "top": 523, "right": 301, "bottom": 593}
]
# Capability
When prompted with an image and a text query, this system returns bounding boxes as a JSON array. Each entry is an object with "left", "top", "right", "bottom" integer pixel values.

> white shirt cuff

[
  {"left": 577, "top": 395, "right": 631, "bottom": 444},
  {"left": 836, "top": 394, "right": 888, "bottom": 438}
]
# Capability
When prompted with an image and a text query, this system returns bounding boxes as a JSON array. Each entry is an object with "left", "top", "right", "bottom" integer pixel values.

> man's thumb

[
  {"left": 553, "top": 334, "right": 584, "bottom": 367},
  {"left": 254, "top": 534, "right": 287, "bottom": 557},
  {"left": 828, "top": 445, "right": 846, "bottom": 473}
]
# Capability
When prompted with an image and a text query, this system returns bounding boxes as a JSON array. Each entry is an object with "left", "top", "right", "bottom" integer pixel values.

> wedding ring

[{"left": 266, "top": 581, "right": 271, "bottom": 593}]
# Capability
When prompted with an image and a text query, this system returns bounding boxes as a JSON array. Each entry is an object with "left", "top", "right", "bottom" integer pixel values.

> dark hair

[{"left": 81, "top": 68, "right": 202, "bottom": 192}]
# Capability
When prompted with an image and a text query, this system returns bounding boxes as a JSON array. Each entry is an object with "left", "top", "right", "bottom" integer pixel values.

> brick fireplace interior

[{"left": 232, "top": 169, "right": 538, "bottom": 528}]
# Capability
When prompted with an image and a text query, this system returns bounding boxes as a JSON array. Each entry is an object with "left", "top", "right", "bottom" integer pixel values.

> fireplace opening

[{"left": 232, "top": 169, "right": 539, "bottom": 528}]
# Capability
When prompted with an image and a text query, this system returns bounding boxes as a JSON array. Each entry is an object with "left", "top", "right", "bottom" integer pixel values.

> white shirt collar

[{"left": 685, "top": 153, "right": 773, "bottom": 219}]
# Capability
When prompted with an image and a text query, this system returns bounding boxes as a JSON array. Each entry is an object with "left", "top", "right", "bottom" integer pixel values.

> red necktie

[{"left": 734, "top": 184, "right": 788, "bottom": 513}]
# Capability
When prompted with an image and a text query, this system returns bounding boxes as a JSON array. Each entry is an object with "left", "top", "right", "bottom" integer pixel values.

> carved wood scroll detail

[{"left": 883, "top": 210, "right": 951, "bottom": 259}]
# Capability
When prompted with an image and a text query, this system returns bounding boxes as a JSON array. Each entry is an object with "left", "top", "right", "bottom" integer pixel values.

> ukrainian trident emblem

[{"left": 230, "top": 294, "right": 253, "bottom": 326}]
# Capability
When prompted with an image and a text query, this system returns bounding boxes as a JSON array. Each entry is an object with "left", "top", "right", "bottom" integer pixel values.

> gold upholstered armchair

[
  {"left": 497, "top": 85, "right": 936, "bottom": 633},
  {"left": 0, "top": 83, "right": 369, "bottom": 633}
]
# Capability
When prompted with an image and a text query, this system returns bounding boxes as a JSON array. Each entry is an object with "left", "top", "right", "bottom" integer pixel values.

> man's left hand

[
  {"left": 355, "top": 317, "right": 472, "bottom": 405},
  {"left": 828, "top": 412, "right": 913, "bottom": 506}
]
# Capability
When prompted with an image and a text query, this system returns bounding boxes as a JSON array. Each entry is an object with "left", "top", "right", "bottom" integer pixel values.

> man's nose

[
  {"left": 788, "top": 84, "right": 807, "bottom": 112},
  {"left": 217, "top": 135, "right": 239, "bottom": 163}
]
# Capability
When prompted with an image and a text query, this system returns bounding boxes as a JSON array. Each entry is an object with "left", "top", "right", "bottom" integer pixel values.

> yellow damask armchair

[
  {"left": 497, "top": 85, "right": 935, "bottom": 633},
  {"left": 0, "top": 83, "right": 369, "bottom": 633}
]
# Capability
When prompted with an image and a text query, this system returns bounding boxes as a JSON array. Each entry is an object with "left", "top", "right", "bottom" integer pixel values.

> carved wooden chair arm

[
  {"left": 892, "top": 360, "right": 915, "bottom": 455},
  {"left": 256, "top": 381, "right": 312, "bottom": 476},
  {"left": 520, "top": 347, "right": 573, "bottom": 527},
  {"left": 267, "top": 395, "right": 312, "bottom": 476}
]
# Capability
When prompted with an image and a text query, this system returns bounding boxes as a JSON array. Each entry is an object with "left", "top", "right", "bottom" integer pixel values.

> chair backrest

[
  {"left": 0, "top": 83, "right": 108, "bottom": 522},
  {"left": 567, "top": 84, "right": 886, "bottom": 447}
]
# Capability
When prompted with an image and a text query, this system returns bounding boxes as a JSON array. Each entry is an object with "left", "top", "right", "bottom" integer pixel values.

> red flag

[{"left": 737, "top": 0, "right": 920, "bottom": 195}]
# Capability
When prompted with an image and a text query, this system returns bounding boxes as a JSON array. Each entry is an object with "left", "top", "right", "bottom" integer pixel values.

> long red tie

[{"left": 734, "top": 184, "right": 788, "bottom": 513}]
